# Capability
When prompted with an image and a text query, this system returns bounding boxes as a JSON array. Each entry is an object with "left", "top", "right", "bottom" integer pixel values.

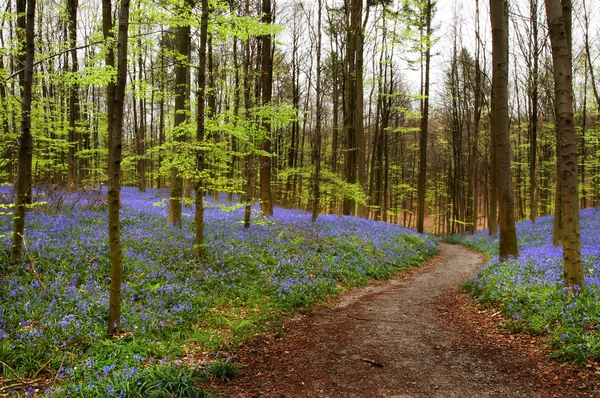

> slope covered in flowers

[
  {"left": 454, "top": 208, "right": 600, "bottom": 361},
  {"left": 0, "top": 186, "right": 437, "bottom": 396}
]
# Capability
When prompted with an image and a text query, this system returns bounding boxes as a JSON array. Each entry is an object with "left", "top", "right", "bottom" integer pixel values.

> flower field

[
  {"left": 0, "top": 186, "right": 438, "bottom": 396},
  {"left": 454, "top": 208, "right": 600, "bottom": 362}
]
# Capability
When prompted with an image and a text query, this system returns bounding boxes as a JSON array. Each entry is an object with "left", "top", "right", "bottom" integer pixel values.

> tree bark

[
  {"left": 417, "top": 0, "right": 433, "bottom": 233},
  {"left": 544, "top": 0, "right": 583, "bottom": 292},
  {"left": 137, "top": 39, "right": 146, "bottom": 192},
  {"left": 10, "top": 0, "right": 35, "bottom": 264},
  {"left": 105, "top": 0, "right": 130, "bottom": 336},
  {"left": 342, "top": 0, "right": 364, "bottom": 216},
  {"left": 169, "top": 1, "right": 192, "bottom": 227},
  {"left": 490, "top": 0, "right": 518, "bottom": 260},
  {"left": 67, "top": 0, "right": 80, "bottom": 189},
  {"left": 259, "top": 0, "right": 274, "bottom": 216},
  {"left": 196, "top": 0, "right": 209, "bottom": 258},
  {"left": 311, "top": 0, "right": 323, "bottom": 222},
  {"left": 529, "top": 0, "right": 539, "bottom": 223}
]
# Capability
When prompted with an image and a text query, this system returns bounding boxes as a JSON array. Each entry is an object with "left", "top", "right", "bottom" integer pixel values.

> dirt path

[{"left": 211, "top": 243, "right": 598, "bottom": 397}]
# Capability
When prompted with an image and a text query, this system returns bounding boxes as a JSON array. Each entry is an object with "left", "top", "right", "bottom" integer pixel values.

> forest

[{"left": 1, "top": 0, "right": 600, "bottom": 395}]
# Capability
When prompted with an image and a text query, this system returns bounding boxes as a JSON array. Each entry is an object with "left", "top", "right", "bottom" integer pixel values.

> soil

[{"left": 209, "top": 243, "right": 600, "bottom": 397}]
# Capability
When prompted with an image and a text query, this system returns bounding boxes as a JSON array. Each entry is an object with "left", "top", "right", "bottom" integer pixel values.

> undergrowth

[
  {"left": 0, "top": 186, "right": 437, "bottom": 396},
  {"left": 452, "top": 209, "right": 600, "bottom": 362}
]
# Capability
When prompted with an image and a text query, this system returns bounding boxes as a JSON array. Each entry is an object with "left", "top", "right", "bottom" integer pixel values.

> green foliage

[
  {"left": 207, "top": 359, "right": 239, "bottom": 382},
  {"left": 53, "top": 362, "right": 212, "bottom": 397},
  {"left": 456, "top": 210, "right": 600, "bottom": 362},
  {"left": 0, "top": 190, "right": 439, "bottom": 394}
]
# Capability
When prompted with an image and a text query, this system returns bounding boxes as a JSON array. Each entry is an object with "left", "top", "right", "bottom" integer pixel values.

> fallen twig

[
  {"left": 0, "top": 378, "right": 48, "bottom": 394},
  {"left": 18, "top": 233, "right": 47, "bottom": 292},
  {"left": 0, "top": 360, "right": 19, "bottom": 378},
  {"left": 360, "top": 358, "right": 384, "bottom": 368},
  {"left": 347, "top": 314, "right": 404, "bottom": 324},
  {"left": 52, "top": 356, "right": 66, "bottom": 384}
]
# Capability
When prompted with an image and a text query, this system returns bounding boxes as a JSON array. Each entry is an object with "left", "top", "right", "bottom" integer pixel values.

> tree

[
  {"left": 67, "top": 0, "right": 81, "bottom": 189},
  {"left": 544, "top": 0, "right": 583, "bottom": 292},
  {"left": 10, "top": 0, "right": 36, "bottom": 264},
  {"left": 311, "top": 0, "right": 323, "bottom": 222},
  {"left": 342, "top": 0, "right": 366, "bottom": 216},
  {"left": 528, "top": 0, "right": 540, "bottom": 223},
  {"left": 416, "top": 0, "right": 434, "bottom": 234},
  {"left": 196, "top": 0, "right": 209, "bottom": 258},
  {"left": 104, "top": 0, "right": 131, "bottom": 336},
  {"left": 259, "top": 0, "right": 274, "bottom": 216},
  {"left": 169, "top": 0, "right": 193, "bottom": 227},
  {"left": 490, "top": 0, "right": 518, "bottom": 260}
]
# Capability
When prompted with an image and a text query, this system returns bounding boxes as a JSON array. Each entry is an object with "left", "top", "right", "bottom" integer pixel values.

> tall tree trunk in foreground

[
  {"left": 490, "top": 0, "right": 518, "bottom": 260},
  {"left": 195, "top": 0, "right": 209, "bottom": 258},
  {"left": 552, "top": 0, "right": 571, "bottom": 246},
  {"left": 544, "top": 0, "right": 583, "bottom": 292},
  {"left": 311, "top": 0, "right": 323, "bottom": 222},
  {"left": 242, "top": 0, "right": 252, "bottom": 229},
  {"left": 343, "top": 0, "right": 365, "bottom": 216},
  {"left": 417, "top": 0, "right": 433, "bottom": 234},
  {"left": 169, "top": 1, "right": 192, "bottom": 227},
  {"left": 470, "top": 0, "right": 482, "bottom": 235},
  {"left": 355, "top": 1, "right": 367, "bottom": 218},
  {"left": 136, "top": 41, "right": 146, "bottom": 192},
  {"left": 259, "top": 0, "right": 274, "bottom": 216},
  {"left": 529, "top": 0, "right": 539, "bottom": 223},
  {"left": 105, "top": 0, "right": 131, "bottom": 336},
  {"left": 489, "top": 92, "right": 498, "bottom": 236},
  {"left": 10, "top": 0, "right": 35, "bottom": 264},
  {"left": 67, "top": 0, "right": 80, "bottom": 189}
]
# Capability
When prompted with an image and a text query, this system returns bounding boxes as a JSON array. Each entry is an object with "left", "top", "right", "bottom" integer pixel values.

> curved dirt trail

[{"left": 213, "top": 243, "right": 588, "bottom": 397}]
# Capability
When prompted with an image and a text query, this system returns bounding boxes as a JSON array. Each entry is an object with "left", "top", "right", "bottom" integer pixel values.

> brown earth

[{"left": 209, "top": 243, "right": 600, "bottom": 397}]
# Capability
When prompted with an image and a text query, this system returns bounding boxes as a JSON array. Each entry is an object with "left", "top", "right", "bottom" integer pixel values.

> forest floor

[{"left": 208, "top": 243, "right": 600, "bottom": 397}]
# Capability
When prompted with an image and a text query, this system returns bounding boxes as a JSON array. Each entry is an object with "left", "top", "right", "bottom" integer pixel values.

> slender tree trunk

[
  {"left": 137, "top": 40, "right": 146, "bottom": 192},
  {"left": 529, "top": 0, "right": 539, "bottom": 223},
  {"left": 544, "top": 0, "right": 583, "bottom": 292},
  {"left": 552, "top": 0, "right": 571, "bottom": 246},
  {"left": 417, "top": 0, "right": 433, "bottom": 233},
  {"left": 581, "top": 64, "right": 588, "bottom": 209},
  {"left": 67, "top": 0, "right": 80, "bottom": 189},
  {"left": 343, "top": 0, "right": 364, "bottom": 216},
  {"left": 195, "top": 0, "right": 209, "bottom": 258},
  {"left": 10, "top": 0, "right": 35, "bottom": 264},
  {"left": 259, "top": 0, "right": 274, "bottom": 216},
  {"left": 490, "top": 0, "right": 518, "bottom": 260},
  {"left": 243, "top": 0, "right": 252, "bottom": 229},
  {"left": 311, "top": 0, "right": 323, "bottom": 222},
  {"left": 169, "top": 2, "right": 192, "bottom": 227},
  {"left": 105, "top": 0, "right": 130, "bottom": 336},
  {"left": 355, "top": 2, "right": 367, "bottom": 218},
  {"left": 470, "top": 0, "right": 482, "bottom": 234}
]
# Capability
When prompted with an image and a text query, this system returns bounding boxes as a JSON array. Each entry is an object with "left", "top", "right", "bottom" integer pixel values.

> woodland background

[{"left": 3, "top": 0, "right": 598, "bottom": 236}]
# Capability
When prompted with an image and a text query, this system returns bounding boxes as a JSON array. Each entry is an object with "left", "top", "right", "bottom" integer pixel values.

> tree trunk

[
  {"left": 10, "top": 0, "right": 35, "bottom": 264},
  {"left": 544, "top": 0, "right": 583, "bottom": 292},
  {"left": 243, "top": 0, "right": 253, "bottom": 229},
  {"left": 105, "top": 0, "right": 130, "bottom": 336},
  {"left": 311, "top": 0, "right": 323, "bottom": 222},
  {"left": 417, "top": 0, "right": 433, "bottom": 233},
  {"left": 169, "top": 2, "right": 192, "bottom": 227},
  {"left": 195, "top": 0, "right": 209, "bottom": 258},
  {"left": 137, "top": 41, "right": 146, "bottom": 192},
  {"left": 67, "top": 0, "right": 80, "bottom": 189},
  {"left": 490, "top": 0, "right": 518, "bottom": 260},
  {"left": 355, "top": 1, "right": 367, "bottom": 218},
  {"left": 342, "top": 0, "right": 364, "bottom": 216},
  {"left": 529, "top": 0, "right": 539, "bottom": 223},
  {"left": 259, "top": 0, "right": 274, "bottom": 216}
]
